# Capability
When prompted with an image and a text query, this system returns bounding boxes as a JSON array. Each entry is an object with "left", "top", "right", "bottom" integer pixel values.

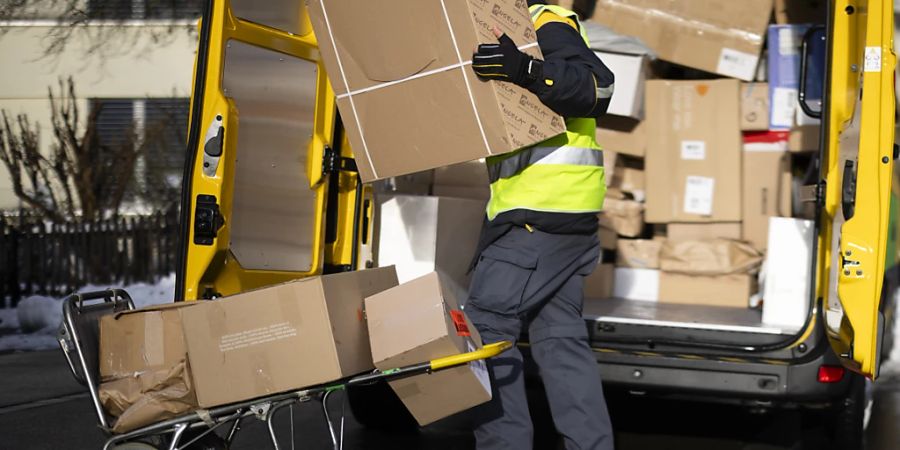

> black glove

[{"left": 472, "top": 34, "right": 543, "bottom": 88}]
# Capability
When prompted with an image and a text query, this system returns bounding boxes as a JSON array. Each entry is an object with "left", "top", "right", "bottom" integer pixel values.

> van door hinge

[
  {"left": 799, "top": 181, "right": 825, "bottom": 205},
  {"left": 322, "top": 145, "right": 358, "bottom": 175},
  {"left": 194, "top": 194, "right": 225, "bottom": 245}
]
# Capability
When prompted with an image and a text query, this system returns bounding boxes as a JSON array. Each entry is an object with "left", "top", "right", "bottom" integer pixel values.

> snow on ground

[{"left": 0, "top": 274, "right": 175, "bottom": 353}]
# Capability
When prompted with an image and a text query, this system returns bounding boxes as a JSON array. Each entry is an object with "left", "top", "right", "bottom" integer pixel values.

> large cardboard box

[
  {"left": 365, "top": 272, "right": 491, "bottom": 425},
  {"left": 376, "top": 195, "right": 485, "bottom": 303},
  {"left": 613, "top": 268, "right": 660, "bottom": 302},
  {"left": 432, "top": 160, "right": 490, "bottom": 200},
  {"left": 591, "top": 0, "right": 773, "bottom": 81},
  {"left": 762, "top": 217, "right": 814, "bottom": 330},
  {"left": 307, "top": 0, "right": 565, "bottom": 182},
  {"left": 616, "top": 239, "right": 663, "bottom": 269},
  {"left": 666, "top": 223, "right": 742, "bottom": 241},
  {"left": 595, "top": 51, "right": 651, "bottom": 119},
  {"left": 659, "top": 273, "right": 755, "bottom": 308},
  {"left": 742, "top": 146, "right": 792, "bottom": 251},
  {"left": 98, "top": 303, "right": 198, "bottom": 433},
  {"left": 182, "top": 267, "right": 399, "bottom": 407},
  {"left": 596, "top": 116, "right": 647, "bottom": 158},
  {"left": 774, "top": 0, "right": 825, "bottom": 24},
  {"left": 741, "top": 83, "right": 770, "bottom": 131},
  {"left": 645, "top": 80, "right": 743, "bottom": 223}
]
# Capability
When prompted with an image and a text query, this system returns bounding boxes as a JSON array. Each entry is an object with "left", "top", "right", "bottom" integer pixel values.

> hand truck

[{"left": 57, "top": 289, "right": 509, "bottom": 450}]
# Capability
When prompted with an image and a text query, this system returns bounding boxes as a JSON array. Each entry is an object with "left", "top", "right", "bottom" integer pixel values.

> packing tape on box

[{"left": 319, "top": 0, "right": 538, "bottom": 178}]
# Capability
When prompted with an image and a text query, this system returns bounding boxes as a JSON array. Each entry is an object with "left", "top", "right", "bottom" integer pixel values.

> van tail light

[{"left": 817, "top": 365, "right": 845, "bottom": 383}]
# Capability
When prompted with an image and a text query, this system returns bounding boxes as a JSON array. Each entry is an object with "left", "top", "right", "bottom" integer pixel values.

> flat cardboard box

[
  {"left": 666, "top": 223, "right": 742, "bottom": 241},
  {"left": 762, "top": 217, "right": 814, "bottom": 330},
  {"left": 741, "top": 83, "right": 769, "bottom": 131},
  {"left": 645, "top": 79, "right": 743, "bottom": 223},
  {"left": 365, "top": 272, "right": 491, "bottom": 426},
  {"left": 591, "top": 0, "right": 773, "bottom": 81},
  {"left": 598, "top": 197, "right": 644, "bottom": 237},
  {"left": 98, "top": 303, "right": 199, "bottom": 433},
  {"left": 659, "top": 239, "right": 763, "bottom": 276},
  {"left": 596, "top": 116, "right": 646, "bottom": 157},
  {"left": 376, "top": 195, "right": 485, "bottom": 303},
  {"left": 182, "top": 267, "right": 399, "bottom": 407},
  {"left": 595, "top": 51, "right": 650, "bottom": 119},
  {"left": 742, "top": 149, "right": 792, "bottom": 251},
  {"left": 613, "top": 268, "right": 660, "bottom": 302},
  {"left": 307, "top": 0, "right": 565, "bottom": 182},
  {"left": 774, "top": 0, "right": 825, "bottom": 24},
  {"left": 659, "top": 273, "right": 755, "bottom": 308},
  {"left": 584, "top": 263, "right": 615, "bottom": 298},
  {"left": 616, "top": 239, "right": 663, "bottom": 269},
  {"left": 603, "top": 150, "right": 619, "bottom": 187}
]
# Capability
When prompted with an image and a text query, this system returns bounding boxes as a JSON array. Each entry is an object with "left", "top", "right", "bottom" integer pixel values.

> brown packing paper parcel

[{"left": 660, "top": 239, "right": 764, "bottom": 276}]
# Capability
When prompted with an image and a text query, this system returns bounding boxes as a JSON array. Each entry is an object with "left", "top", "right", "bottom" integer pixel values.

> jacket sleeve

[{"left": 527, "top": 21, "right": 615, "bottom": 119}]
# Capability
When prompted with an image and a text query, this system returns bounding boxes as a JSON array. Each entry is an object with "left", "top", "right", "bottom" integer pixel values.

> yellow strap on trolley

[{"left": 429, "top": 341, "right": 512, "bottom": 371}]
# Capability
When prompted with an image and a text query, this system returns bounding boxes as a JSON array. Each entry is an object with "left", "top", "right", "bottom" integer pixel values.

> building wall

[{"left": 0, "top": 23, "right": 198, "bottom": 209}]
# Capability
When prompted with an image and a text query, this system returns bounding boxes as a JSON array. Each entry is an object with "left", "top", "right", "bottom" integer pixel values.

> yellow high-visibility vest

[{"left": 486, "top": 4, "right": 606, "bottom": 220}]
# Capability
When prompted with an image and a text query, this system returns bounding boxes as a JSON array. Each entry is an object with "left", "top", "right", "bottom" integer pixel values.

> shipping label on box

[
  {"left": 307, "top": 0, "right": 564, "bottom": 182},
  {"left": 592, "top": 0, "right": 772, "bottom": 81},
  {"left": 645, "top": 79, "right": 742, "bottom": 223}
]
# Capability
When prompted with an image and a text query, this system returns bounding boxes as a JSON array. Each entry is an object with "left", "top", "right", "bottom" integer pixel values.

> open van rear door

[
  {"left": 175, "top": 0, "right": 341, "bottom": 300},
  {"left": 816, "top": 0, "right": 896, "bottom": 379}
]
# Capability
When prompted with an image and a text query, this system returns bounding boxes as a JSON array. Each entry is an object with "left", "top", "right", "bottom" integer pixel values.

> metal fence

[{"left": 0, "top": 210, "right": 179, "bottom": 306}]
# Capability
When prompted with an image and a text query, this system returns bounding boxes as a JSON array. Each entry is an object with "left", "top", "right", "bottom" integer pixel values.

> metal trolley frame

[{"left": 57, "top": 289, "right": 509, "bottom": 450}]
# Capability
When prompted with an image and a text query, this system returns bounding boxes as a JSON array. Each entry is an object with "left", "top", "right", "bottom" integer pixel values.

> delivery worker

[{"left": 466, "top": 1, "right": 615, "bottom": 449}]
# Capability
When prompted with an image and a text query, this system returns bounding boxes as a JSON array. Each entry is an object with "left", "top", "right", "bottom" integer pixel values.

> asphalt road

[{"left": 0, "top": 350, "right": 898, "bottom": 450}]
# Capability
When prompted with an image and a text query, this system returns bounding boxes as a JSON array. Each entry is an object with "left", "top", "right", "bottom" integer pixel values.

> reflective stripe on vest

[
  {"left": 487, "top": 146, "right": 604, "bottom": 182},
  {"left": 485, "top": 4, "right": 606, "bottom": 220}
]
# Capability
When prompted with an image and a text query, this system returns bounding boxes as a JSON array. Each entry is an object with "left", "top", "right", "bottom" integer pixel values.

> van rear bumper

[{"left": 585, "top": 343, "right": 853, "bottom": 406}]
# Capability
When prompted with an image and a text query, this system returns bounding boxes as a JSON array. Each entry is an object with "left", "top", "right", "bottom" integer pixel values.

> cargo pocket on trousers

[{"left": 468, "top": 243, "right": 539, "bottom": 316}]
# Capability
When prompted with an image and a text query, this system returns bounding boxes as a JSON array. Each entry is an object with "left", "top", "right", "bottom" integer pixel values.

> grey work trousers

[{"left": 465, "top": 226, "right": 614, "bottom": 450}]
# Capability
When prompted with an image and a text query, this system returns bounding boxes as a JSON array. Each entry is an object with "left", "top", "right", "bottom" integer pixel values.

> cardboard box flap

[{"left": 659, "top": 239, "right": 763, "bottom": 276}]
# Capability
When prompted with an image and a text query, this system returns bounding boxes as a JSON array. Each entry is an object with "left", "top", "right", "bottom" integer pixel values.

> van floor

[{"left": 583, "top": 297, "right": 793, "bottom": 335}]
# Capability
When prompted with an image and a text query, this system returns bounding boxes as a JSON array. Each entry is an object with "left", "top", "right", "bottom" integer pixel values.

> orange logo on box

[
  {"left": 450, "top": 310, "right": 471, "bottom": 337},
  {"left": 695, "top": 85, "right": 710, "bottom": 96}
]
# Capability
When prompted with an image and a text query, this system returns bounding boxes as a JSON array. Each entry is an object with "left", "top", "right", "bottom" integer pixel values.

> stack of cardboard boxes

[{"left": 573, "top": 0, "right": 820, "bottom": 324}]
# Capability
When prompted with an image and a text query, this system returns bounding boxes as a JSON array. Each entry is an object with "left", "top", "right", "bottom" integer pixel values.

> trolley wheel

[
  {"left": 112, "top": 444, "right": 159, "bottom": 450},
  {"left": 347, "top": 379, "right": 418, "bottom": 431},
  {"left": 167, "top": 430, "right": 229, "bottom": 450}
]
